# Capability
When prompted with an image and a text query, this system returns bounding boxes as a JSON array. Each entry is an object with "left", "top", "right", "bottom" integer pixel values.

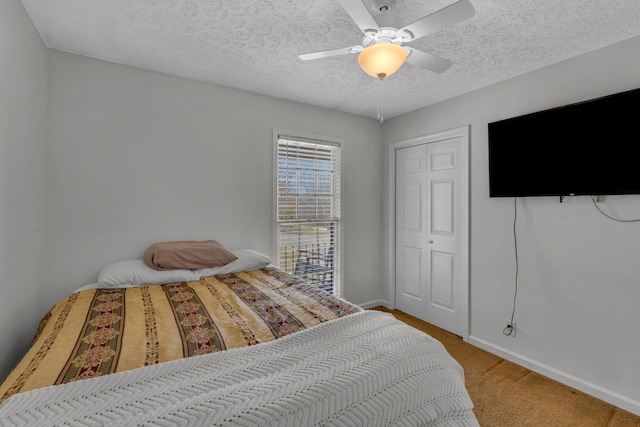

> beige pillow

[{"left": 143, "top": 240, "right": 238, "bottom": 271}]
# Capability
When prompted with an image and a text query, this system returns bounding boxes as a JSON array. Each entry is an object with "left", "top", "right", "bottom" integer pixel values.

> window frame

[{"left": 272, "top": 129, "right": 344, "bottom": 296}]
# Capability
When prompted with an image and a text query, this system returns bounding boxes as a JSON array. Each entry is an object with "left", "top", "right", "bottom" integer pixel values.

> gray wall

[
  {"left": 44, "top": 51, "right": 385, "bottom": 308},
  {"left": 383, "top": 35, "right": 640, "bottom": 414},
  {"left": 0, "top": 0, "right": 48, "bottom": 379}
]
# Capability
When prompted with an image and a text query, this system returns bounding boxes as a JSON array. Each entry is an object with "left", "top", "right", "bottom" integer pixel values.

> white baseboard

[
  {"left": 357, "top": 299, "right": 388, "bottom": 309},
  {"left": 469, "top": 336, "right": 640, "bottom": 417}
]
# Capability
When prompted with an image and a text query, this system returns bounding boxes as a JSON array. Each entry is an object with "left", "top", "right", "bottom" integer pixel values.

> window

[{"left": 275, "top": 134, "right": 341, "bottom": 294}]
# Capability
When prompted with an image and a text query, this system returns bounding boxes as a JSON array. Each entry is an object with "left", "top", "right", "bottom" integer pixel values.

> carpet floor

[{"left": 372, "top": 307, "right": 640, "bottom": 427}]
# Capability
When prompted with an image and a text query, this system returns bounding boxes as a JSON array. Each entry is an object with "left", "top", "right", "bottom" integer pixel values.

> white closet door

[{"left": 395, "top": 132, "right": 468, "bottom": 338}]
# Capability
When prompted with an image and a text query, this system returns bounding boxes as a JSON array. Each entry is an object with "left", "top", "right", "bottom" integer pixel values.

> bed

[{"left": 0, "top": 249, "right": 478, "bottom": 426}]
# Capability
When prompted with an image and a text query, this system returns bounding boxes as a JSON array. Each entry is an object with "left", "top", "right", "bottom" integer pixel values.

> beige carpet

[{"left": 372, "top": 307, "right": 640, "bottom": 427}]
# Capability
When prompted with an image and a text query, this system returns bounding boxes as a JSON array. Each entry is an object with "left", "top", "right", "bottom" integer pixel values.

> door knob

[{"left": 428, "top": 240, "right": 434, "bottom": 244}]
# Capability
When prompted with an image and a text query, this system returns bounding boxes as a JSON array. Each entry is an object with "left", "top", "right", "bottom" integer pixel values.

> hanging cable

[
  {"left": 590, "top": 196, "right": 640, "bottom": 222},
  {"left": 503, "top": 197, "right": 518, "bottom": 336},
  {"left": 501, "top": 195, "right": 639, "bottom": 336}
]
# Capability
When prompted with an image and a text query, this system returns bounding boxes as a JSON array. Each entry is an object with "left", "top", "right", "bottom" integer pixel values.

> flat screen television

[{"left": 488, "top": 87, "right": 640, "bottom": 197}]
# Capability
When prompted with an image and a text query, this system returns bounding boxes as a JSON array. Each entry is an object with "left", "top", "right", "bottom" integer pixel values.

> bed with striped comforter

[{"left": 0, "top": 267, "right": 478, "bottom": 426}]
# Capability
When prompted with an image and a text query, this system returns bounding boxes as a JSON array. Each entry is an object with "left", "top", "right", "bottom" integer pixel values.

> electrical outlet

[{"left": 504, "top": 319, "right": 516, "bottom": 337}]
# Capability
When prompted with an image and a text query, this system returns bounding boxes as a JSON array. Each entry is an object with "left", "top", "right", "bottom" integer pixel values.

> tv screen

[{"left": 488, "top": 87, "right": 640, "bottom": 197}]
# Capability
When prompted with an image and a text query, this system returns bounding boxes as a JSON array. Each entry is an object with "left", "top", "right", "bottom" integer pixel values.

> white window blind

[{"left": 276, "top": 137, "right": 340, "bottom": 294}]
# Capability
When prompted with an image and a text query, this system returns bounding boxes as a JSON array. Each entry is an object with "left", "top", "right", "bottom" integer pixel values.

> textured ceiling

[{"left": 20, "top": 0, "right": 640, "bottom": 119}]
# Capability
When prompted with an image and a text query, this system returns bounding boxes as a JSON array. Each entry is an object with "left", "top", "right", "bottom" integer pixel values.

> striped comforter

[
  {"left": 0, "top": 267, "right": 360, "bottom": 404},
  {"left": 0, "top": 311, "right": 478, "bottom": 426}
]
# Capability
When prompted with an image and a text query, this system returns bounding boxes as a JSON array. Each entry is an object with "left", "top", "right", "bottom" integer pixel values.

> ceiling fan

[{"left": 299, "top": 0, "right": 475, "bottom": 80}]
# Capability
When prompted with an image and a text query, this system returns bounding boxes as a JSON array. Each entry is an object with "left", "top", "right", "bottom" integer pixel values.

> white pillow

[
  {"left": 195, "top": 249, "right": 271, "bottom": 278},
  {"left": 97, "top": 259, "right": 200, "bottom": 288},
  {"left": 73, "top": 283, "right": 100, "bottom": 293}
]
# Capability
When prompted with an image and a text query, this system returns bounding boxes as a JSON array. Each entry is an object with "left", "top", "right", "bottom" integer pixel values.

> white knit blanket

[{"left": 0, "top": 311, "right": 478, "bottom": 427}]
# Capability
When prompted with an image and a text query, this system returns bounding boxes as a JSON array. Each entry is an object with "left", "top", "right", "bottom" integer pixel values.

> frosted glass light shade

[{"left": 357, "top": 43, "right": 408, "bottom": 80}]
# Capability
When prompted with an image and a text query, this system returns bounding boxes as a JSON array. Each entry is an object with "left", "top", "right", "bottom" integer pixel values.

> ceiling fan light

[{"left": 358, "top": 43, "right": 408, "bottom": 80}]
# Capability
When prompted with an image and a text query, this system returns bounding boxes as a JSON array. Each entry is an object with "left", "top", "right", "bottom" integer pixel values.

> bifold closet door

[{"left": 395, "top": 135, "right": 468, "bottom": 338}]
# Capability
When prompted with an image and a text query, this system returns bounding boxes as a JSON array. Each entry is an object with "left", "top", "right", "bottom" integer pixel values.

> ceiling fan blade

[
  {"left": 337, "top": 0, "right": 380, "bottom": 34},
  {"left": 399, "top": 0, "right": 475, "bottom": 41},
  {"left": 405, "top": 47, "right": 453, "bottom": 74},
  {"left": 299, "top": 45, "right": 363, "bottom": 61}
]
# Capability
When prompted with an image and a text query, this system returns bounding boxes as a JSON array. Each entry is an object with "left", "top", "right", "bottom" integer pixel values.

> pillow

[
  {"left": 98, "top": 260, "right": 200, "bottom": 288},
  {"left": 195, "top": 249, "right": 271, "bottom": 278},
  {"left": 73, "top": 283, "right": 100, "bottom": 293},
  {"left": 144, "top": 240, "right": 238, "bottom": 271}
]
